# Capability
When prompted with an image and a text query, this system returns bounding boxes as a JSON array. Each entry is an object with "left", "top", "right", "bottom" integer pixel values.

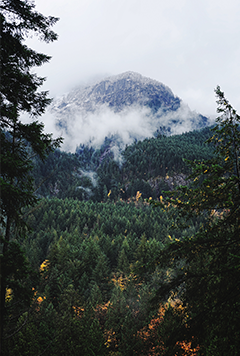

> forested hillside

[
  {"left": 3, "top": 107, "right": 240, "bottom": 355},
  {"left": 10, "top": 196, "right": 202, "bottom": 355},
  {"left": 32, "top": 126, "right": 214, "bottom": 202},
  {"left": 2, "top": 1, "right": 239, "bottom": 355},
  {"left": 3, "top": 126, "right": 214, "bottom": 355}
]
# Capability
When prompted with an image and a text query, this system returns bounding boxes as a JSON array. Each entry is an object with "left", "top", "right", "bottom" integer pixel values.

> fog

[
  {"left": 27, "top": 0, "right": 240, "bottom": 117},
  {"left": 41, "top": 101, "right": 210, "bottom": 153}
]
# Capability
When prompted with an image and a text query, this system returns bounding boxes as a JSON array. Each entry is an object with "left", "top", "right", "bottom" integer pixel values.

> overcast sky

[{"left": 28, "top": 0, "right": 240, "bottom": 117}]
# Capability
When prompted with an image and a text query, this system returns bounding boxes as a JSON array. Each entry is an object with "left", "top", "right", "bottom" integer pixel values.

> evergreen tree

[
  {"left": 0, "top": 0, "right": 61, "bottom": 352},
  {"left": 150, "top": 87, "right": 240, "bottom": 355}
]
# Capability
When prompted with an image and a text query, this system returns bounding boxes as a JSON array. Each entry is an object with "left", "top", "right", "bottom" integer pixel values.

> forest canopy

[
  {"left": 1, "top": 2, "right": 239, "bottom": 355},
  {"left": 149, "top": 86, "right": 240, "bottom": 355},
  {"left": 2, "top": 85, "right": 240, "bottom": 355}
]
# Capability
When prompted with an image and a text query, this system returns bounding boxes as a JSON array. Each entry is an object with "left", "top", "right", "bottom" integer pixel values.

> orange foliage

[
  {"left": 137, "top": 302, "right": 199, "bottom": 356},
  {"left": 104, "top": 328, "right": 118, "bottom": 349},
  {"left": 31, "top": 288, "right": 46, "bottom": 311},
  {"left": 37, "top": 296, "right": 46, "bottom": 304},
  {"left": 137, "top": 305, "right": 165, "bottom": 355},
  {"left": 95, "top": 301, "right": 110, "bottom": 330},
  {"left": 72, "top": 305, "right": 84, "bottom": 318},
  {"left": 111, "top": 274, "right": 128, "bottom": 291},
  {"left": 176, "top": 339, "right": 200, "bottom": 356}
]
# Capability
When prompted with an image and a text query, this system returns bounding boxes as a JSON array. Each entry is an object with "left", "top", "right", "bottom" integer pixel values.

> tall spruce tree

[
  {"left": 150, "top": 87, "right": 240, "bottom": 355},
  {"left": 0, "top": 1, "right": 62, "bottom": 353}
]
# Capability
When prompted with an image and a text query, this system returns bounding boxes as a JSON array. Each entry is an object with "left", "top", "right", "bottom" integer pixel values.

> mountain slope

[
  {"left": 52, "top": 71, "right": 181, "bottom": 114},
  {"left": 32, "top": 126, "right": 214, "bottom": 201},
  {"left": 48, "top": 72, "right": 210, "bottom": 151}
]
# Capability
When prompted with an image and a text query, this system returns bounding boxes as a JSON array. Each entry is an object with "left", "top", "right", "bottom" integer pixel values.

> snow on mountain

[
  {"left": 47, "top": 72, "right": 210, "bottom": 152},
  {"left": 51, "top": 71, "right": 180, "bottom": 115}
]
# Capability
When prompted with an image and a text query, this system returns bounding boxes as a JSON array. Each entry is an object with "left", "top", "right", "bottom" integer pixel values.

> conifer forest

[{"left": 1, "top": 1, "right": 240, "bottom": 355}]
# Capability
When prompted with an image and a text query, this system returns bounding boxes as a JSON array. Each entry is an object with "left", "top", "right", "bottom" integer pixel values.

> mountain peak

[
  {"left": 104, "top": 71, "right": 169, "bottom": 87},
  {"left": 49, "top": 72, "right": 209, "bottom": 152},
  {"left": 52, "top": 71, "right": 180, "bottom": 115},
  {"left": 104, "top": 71, "right": 146, "bottom": 82}
]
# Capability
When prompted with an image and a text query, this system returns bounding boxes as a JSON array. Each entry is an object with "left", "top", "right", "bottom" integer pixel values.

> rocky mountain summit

[
  {"left": 49, "top": 72, "right": 210, "bottom": 151},
  {"left": 52, "top": 71, "right": 181, "bottom": 115}
]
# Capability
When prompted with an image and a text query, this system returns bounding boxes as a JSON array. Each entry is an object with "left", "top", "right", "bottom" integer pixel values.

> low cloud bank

[{"left": 38, "top": 102, "right": 209, "bottom": 153}]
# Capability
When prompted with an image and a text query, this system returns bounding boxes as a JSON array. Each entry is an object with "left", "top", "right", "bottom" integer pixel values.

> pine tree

[
  {"left": 150, "top": 87, "right": 240, "bottom": 355},
  {"left": 0, "top": 1, "right": 62, "bottom": 352}
]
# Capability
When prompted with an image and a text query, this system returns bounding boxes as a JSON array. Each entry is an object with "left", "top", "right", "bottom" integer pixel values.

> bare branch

[{"left": 3, "top": 311, "right": 29, "bottom": 340}]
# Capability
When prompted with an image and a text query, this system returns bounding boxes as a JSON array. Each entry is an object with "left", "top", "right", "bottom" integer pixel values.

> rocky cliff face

[
  {"left": 49, "top": 71, "right": 210, "bottom": 151},
  {"left": 51, "top": 71, "right": 181, "bottom": 115}
]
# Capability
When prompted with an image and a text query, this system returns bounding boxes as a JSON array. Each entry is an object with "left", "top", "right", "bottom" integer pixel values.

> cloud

[
  {"left": 156, "top": 102, "right": 206, "bottom": 135},
  {"left": 25, "top": 0, "right": 240, "bottom": 126},
  {"left": 49, "top": 105, "right": 154, "bottom": 152},
  {"left": 40, "top": 100, "right": 208, "bottom": 154},
  {"left": 77, "top": 170, "right": 98, "bottom": 187}
]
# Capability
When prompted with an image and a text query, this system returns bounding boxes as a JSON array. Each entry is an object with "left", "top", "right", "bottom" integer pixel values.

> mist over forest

[
  {"left": 41, "top": 72, "right": 211, "bottom": 152},
  {"left": 2, "top": 0, "right": 240, "bottom": 354},
  {"left": 3, "top": 58, "right": 239, "bottom": 356}
]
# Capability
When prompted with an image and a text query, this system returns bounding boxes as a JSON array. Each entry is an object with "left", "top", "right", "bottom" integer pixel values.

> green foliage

[
  {"left": 29, "top": 127, "right": 215, "bottom": 202},
  {"left": 0, "top": 0, "right": 61, "bottom": 352},
  {"left": 123, "top": 127, "right": 214, "bottom": 180},
  {"left": 11, "top": 192, "right": 203, "bottom": 355},
  {"left": 2, "top": 7, "right": 236, "bottom": 353},
  {"left": 0, "top": 0, "right": 58, "bottom": 121},
  {"left": 4, "top": 127, "right": 218, "bottom": 355},
  {"left": 150, "top": 87, "right": 240, "bottom": 355}
]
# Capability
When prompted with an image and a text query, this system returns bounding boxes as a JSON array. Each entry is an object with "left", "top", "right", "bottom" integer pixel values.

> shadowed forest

[
  {"left": 3, "top": 128, "right": 210, "bottom": 355},
  {"left": 3, "top": 115, "right": 240, "bottom": 355},
  {"left": 1, "top": 1, "right": 240, "bottom": 355}
]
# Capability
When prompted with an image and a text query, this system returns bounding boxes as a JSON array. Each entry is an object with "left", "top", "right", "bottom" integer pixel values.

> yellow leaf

[
  {"left": 37, "top": 296, "right": 43, "bottom": 303},
  {"left": 6, "top": 288, "right": 12, "bottom": 302},
  {"left": 40, "top": 259, "right": 50, "bottom": 272},
  {"left": 136, "top": 191, "right": 142, "bottom": 201}
]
